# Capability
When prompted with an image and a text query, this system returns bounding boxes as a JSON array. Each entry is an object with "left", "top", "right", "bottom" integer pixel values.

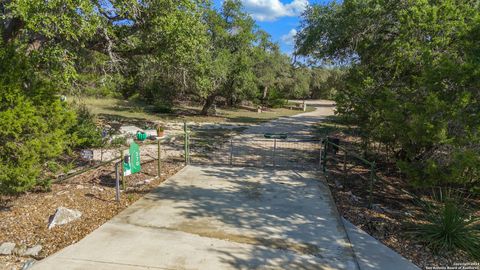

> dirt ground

[
  {"left": 0, "top": 159, "right": 183, "bottom": 270},
  {"left": 321, "top": 127, "right": 478, "bottom": 269}
]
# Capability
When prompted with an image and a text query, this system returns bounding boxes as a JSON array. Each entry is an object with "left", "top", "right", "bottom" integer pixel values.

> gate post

[
  {"left": 184, "top": 121, "right": 189, "bottom": 165},
  {"left": 229, "top": 139, "right": 233, "bottom": 166},
  {"left": 157, "top": 138, "right": 161, "bottom": 177},
  {"left": 318, "top": 140, "right": 323, "bottom": 170},
  {"left": 273, "top": 138, "right": 277, "bottom": 168}
]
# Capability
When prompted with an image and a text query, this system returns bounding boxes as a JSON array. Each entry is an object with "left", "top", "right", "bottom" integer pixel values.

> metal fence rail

[
  {"left": 188, "top": 137, "right": 322, "bottom": 170},
  {"left": 320, "top": 138, "right": 377, "bottom": 207}
]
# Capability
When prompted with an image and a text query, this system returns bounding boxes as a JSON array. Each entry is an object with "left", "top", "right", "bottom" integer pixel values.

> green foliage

[
  {"left": 152, "top": 101, "right": 173, "bottom": 114},
  {"left": 0, "top": 48, "right": 77, "bottom": 194},
  {"left": 0, "top": 0, "right": 108, "bottom": 194},
  {"left": 70, "top": 105, "right": 103, "bottom": 149},
  {"left": 309, "top": 68, "right": 345, "bottom": 99},
  {"left": 408, "top": 191, "right": 480, "bottom": 259},
  {"left": 297, "top": 0, "right": 480, "bottom": 187},
  {"left": 109, "top": 137, "right": 127, "bottom": 148}
]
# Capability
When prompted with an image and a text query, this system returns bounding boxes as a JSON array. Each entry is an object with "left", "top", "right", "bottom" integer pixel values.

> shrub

[
  {"left": 0, "top": 87, "right": 77, "bottom": 194},
  {"left": 408, "top": 191, "right": 480, "bottom": 260},
  {"left": 70, "top": 105, "right": 103, "bottom": 148},
  {"left": 152, "top": 100, "right": 173, "bottom": 114},
  {"left": 109, "top": 136, "right": 127, "bottom": 147}
]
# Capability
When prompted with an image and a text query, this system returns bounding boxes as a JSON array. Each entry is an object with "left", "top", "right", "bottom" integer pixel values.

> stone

[
  {"left": 14, "top": 243, "right": 27, "bottom": 256},
  {"left": 92, "top": 186, "right": 104, "bottom": 191},
  {"left": 334, "top": 179, "right": 344, "bottom": 189},
  {"left": 371, "top": 203, "right": 384, "bottom": 213},
  {"left": 119, "top": 125, "right": 143, "bottom": 136},
  {"left": 75, "top": 184, "right": 85, "bottom": 189},
  {"left": 21, "top": 259, "right": 36, "bottom": 270},
  {"left": 24, "top": 245, "right": 42, "bottom": 257},
  {"left": 345, "top": 191, "right": 361, "bottom": 203},
  {"left": 48, "top": 207, "right": 82, "bottom": 229},
  {"left": 0, "top": 242, "right": 15, "bottom": 255}
]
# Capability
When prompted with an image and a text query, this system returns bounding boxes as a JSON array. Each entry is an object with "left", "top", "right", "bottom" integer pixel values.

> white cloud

[
  {"left": 242, "top": 0, "right": 309, "bottom": 22},
  {"left": 281, "top": 29, "right": 297, "bottom": 46}
]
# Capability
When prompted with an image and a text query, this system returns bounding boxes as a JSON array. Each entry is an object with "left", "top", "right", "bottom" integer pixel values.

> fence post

[
  {"left": 184, "top": 121, "right": 189, "bottom": 165},
  {"left": 157, "top": 139, "right": 161, "bottom": 177},
  {"left": 115, "top": 161, "right": 121, "bottom": 202},
  {"left": 318, "top": 140, "right": 323, "bottom": 170},
  {"left": 120, "top": 149, "right": 125, "bottom": 190},
  {"left": 273, "top": 138, "right": 277, "bottom": 168},
  {"left": 322, "top": 139, "right": 328, "bottom": 173},
  {"left": 368, "top": 161, "right": 376, "bottom": 208},
  {"left": 229, "top": 139, "right": 233, "bottom": 166}
]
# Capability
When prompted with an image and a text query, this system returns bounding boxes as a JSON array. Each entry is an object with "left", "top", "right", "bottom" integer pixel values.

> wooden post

[
  {"left": 157, "top": 139, "right": 161, "bottom": 178},
  {"left": 184, "top": 121, "right": 189, "bottom": 165}
]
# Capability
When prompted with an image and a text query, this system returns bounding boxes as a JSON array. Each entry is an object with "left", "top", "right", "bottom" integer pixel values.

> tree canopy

[
  {"left": 1, "top": 0, "right": 342, "bottom": 194},
  {"left": 296, "top": 0, "right": 480, "bottom": 189}
]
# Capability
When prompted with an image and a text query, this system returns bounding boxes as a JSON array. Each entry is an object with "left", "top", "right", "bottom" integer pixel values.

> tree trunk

[
  {"left": 2, "top": 17, "right": 24, "bottom": 43},
  {"left": 201, "top": 94, "right": 216, "bottom": 115},
  {"left": 262, "top": 85, "right": 268, "bottom": 104}
]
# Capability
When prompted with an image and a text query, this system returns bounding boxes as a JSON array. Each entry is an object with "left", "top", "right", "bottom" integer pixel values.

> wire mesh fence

[
  {"left": 320, "top": 139, "right": 377, "bottom": 207},
  {"left": 188, "top": 137, "right": 322, "bottom": 170}
]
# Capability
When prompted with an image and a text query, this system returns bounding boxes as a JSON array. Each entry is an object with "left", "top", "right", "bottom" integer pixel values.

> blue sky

[{"left": 213, "top": 0, "right": 330, "bottom": 54}]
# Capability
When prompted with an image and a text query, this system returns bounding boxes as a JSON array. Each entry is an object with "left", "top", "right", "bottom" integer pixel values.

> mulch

[
  {"left": 0, "top": 159, "right": 183, "bottom": 269},
  {"left": 322, "top": 132, "right": 477, "bottom": 268}
]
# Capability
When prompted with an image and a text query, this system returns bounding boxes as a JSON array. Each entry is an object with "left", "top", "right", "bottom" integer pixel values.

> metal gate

[{"left": 188, "top": 137, "right": 322, "bottom": 170}]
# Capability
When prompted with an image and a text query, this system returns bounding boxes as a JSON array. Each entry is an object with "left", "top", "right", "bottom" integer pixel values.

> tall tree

[{"left": 296, "top": 0, "right": 480, "bottom": 188}]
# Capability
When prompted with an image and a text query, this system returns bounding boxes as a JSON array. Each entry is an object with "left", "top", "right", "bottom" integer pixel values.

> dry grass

[{"left": 78, "top": 97, "right": 312, "bottom": 124}]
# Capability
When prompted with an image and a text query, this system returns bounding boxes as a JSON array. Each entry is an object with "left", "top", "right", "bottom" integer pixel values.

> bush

[
  {"left": 152, "top": 100, "right": 173, "bottom": 114},
  {"left": 408, "top": 191, "right": 480, "bottom": 260},
  {"left": 399, "top": 148, "right": 480, "bottom": 191},
  {"left": 109, "top": 136, "right": 127, "bottom": 147},
  {"left": 0, "top": 88, "right": 77, "bottom": 194},
  {"left": 70, "top": 105, "right": 103, "bottom": 148}
]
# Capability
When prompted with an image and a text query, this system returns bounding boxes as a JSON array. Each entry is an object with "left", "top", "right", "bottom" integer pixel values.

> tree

[
  {"left": 296, "top": 0, "right": 480, "bottom": 188},
  {"left": 197, "top": 0, "right": 257, "bottom": 114},
  {"left": 0, "top": 0, "right": 112, "bottom": 193}
]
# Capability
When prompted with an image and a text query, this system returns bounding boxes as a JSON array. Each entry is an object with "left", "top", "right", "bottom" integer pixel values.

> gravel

[{"left": 0, "top": 160, "right": 182, "bottom": 269}]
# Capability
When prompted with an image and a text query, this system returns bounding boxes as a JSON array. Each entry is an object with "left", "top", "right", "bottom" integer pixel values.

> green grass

[{"left": 78, "top": 97, "right": 313, "bottom": 124}]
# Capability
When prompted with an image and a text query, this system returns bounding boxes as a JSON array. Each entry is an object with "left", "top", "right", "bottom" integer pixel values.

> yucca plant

[{"left": 408, "top": 189, "right": 480, "bottom": 260}]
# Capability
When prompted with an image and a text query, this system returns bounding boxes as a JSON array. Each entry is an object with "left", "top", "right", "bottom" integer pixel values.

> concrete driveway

[{"left": 32, "top": 165, "right": 358, "bottom": 270}]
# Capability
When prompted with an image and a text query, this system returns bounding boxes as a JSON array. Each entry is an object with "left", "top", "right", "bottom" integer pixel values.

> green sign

[
  {"left": 123, "top": 142, "right": 141, "bottom": 176},
  {"left": 264, "top": 133, "right": 288, "bottom": 139}
]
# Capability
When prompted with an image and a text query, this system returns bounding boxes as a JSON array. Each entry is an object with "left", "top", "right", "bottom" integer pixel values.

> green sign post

[{"left": 123, "top": 142, "right": 141, "bottom": 176}]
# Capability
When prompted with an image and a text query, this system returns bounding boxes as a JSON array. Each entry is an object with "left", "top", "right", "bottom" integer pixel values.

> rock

[
  {"left": 134, "top": 178, "right": 153, "bottom": 187},
  {"left": 371, "top": 203, "right": 384, "bottom": 213},
  {"left": 119, "top": 125, "right": 143, "bottom": 136},
  {"left": 48, "top": 207, "right": 82, "bottom": 229},
  {"left": 24, "top": 245, "right": 42, "bottom": 257},
  {"left": 14, "top": 243, "right": 27, "bottom": 256},
  {"left": 92, "top": 186, "right": 104, "bottom": 192},
  {"left": 0, "top": 242, "right": 16, "bottom": 255},
  {"left": 75, "top": 184, "right": 85, "bottom": 189},
  {"left": 345, "top": 191, "right": 361, "bottom": 203},
  {"left": 21, "top": 259, "right": 36, "bottom": 270},
  {"left": 334, "top": 180, "right": 344, "bottom": 189}
]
